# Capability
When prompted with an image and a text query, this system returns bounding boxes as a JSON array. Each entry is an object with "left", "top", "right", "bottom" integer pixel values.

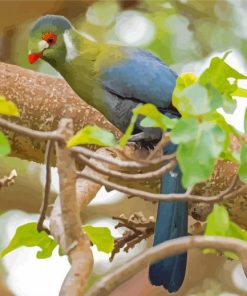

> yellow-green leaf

[
  {"left": 239, "top": 143, "right": 247, "bottom": 183},
  {"left": 205, "top": 205, "right": 247, "bottom": 259},
  {"left": 119, "top": 113, "right": 138, "bottom": 146},
  {"left": 0, "top": 132, "right": 10, "bottom": 156},
  {"left": 0, "top": 96, "right": 20, "bottom": 117},
  {"left": 1, "top": 222, "right": 57, "bottom": 259},
  {"left": 83, "top": 225, "right": 114, "bottom": 253},
  {"left": 67, "top": 125, "right": 117, "bottom": 147},
  {"left": 232, "top": 87, "right": 247, "bottom": 98}
]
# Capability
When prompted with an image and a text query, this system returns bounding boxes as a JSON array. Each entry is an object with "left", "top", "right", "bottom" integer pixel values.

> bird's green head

[{"left": 28, "top": 15, "right": 73, "bottom": 66}]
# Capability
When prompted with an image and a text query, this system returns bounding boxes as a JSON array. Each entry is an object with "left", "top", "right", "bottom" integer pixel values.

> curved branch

[
  {"left": 76, "top": 153, "right": 176, "bottom": 181},
  {"left": 0, "top": 117, "right": 64, "bottom": 142},
  {"left": 76, "top": 170, "right": 243, "bottom": 203},
  {"left": 86, "top": 236, "right": 247, "bottom": 296}
]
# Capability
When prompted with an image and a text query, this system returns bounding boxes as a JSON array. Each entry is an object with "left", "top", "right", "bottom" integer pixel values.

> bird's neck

[{"left": 55, "top": 29, "right": 102, "bottom": 107}]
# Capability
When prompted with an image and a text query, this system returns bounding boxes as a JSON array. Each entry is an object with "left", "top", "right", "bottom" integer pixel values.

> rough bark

[
  {"left": 0, "top": 62, "right": 246, "bottom": 229},
  {"left": 0, "top": 62, "right": 120, "bottom": 163}
]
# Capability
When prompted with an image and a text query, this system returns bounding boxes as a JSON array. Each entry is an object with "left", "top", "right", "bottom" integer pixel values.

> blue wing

[{"left": 101, "top": 47, "right": 177, "bottom": 108}]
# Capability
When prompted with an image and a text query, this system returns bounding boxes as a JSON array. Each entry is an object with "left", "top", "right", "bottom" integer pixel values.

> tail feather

[{"left": 149, "top": 142, "right": 188, "bottom": 292}]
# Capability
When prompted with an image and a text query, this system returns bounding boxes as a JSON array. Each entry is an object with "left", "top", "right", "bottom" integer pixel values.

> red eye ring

[{"left": 42, "top": 32, "right": 57, "bottom": 46}]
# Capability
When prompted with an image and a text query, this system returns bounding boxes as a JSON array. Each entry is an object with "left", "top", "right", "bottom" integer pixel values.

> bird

[{"left": 28, "top": 15, "right": 188, "bottom": 292}]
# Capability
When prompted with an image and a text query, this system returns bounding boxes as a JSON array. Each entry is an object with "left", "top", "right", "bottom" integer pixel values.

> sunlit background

[{"left": 1, "top": 0, "right": 247, "bottom": 295}]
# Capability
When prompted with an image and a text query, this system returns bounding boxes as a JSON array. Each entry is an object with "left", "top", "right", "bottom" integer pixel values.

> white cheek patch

[
  {"left": 38, "top": 40, "right": 49, "bottom": 51},
  {"left": 63, "top": 30, "right": 79, "bottom": 62}
]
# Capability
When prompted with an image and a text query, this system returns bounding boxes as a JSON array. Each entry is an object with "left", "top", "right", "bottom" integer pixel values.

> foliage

[
  {"left": 0, "top": 96, "right": 20, "bottom": 117},
  {"left": 3, "top": 54, "right": 247, "bottom": 266},
  {"left": 205, "top": 205, "right": 247, "bottom": 259},
  {"left": 83, "top": 225, "right": 114, "bottom": 253},
  {"left": 0, "top": 132, "right": 11, "bottom": 156},
  {"left": 1, "top": 222, "right": 114, "bottom": 259},
  {"left": 67, "top": 125, "right": 117, "bottom": 147},
  {"left": 0, "top": 96, "right": 19, "bottom": 156},
  {"left": 1, "top": 223, "right": 57, "bottom": 259},
  {"left": 68, "top": 53, "right": 247, "bottom": 188}
]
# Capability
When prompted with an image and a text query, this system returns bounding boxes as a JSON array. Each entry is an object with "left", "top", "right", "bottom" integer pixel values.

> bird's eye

[
  {"left": 47, "top": 37, "right": 54, "bottom": 44},
  {"left": 42, "top": 32, "right": 57, "bottom": 46}
]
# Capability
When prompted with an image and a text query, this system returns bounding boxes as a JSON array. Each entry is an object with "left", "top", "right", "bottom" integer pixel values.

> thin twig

[
  {"left": 76, "top": 153, "right": 176, "bottom": 181},
  {"left": 76, "top": 172, "right": 246, "bottom": 203},
  {"left": 0, "top": 169, "right": 17, "bottom": 189},
  {"left": 86, "top": 236, "right": 247, "bottom": 296},
  {"left": 0, "top": 117, "right": 64, "bottom": 142},
  {"left": 37, "top": 140, "right": 53, "bottom": 234},
  {"left": 110, "top": 213, "right": 155, "bottom": 261}
]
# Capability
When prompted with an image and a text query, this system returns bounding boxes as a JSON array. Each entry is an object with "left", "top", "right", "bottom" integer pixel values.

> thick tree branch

[
  {"left": 0, "top": 62, "right": 247, "bottom": 230},
  {"left": 0, "top": 62, "right": 120, "bottom": 163}
]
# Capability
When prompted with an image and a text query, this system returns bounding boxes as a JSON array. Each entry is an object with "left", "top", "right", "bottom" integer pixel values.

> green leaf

[
  {"left": 198, "top": 54, "right": 246, "bottom": 114},
  {"left": 232, "top": 87, "right": 247, "bottom": 98},
  {"left": 173, "top": 78, "right": 224, "bottom": 116},
  {"left": 200, "top": 56, "right": 247, "bottom": 89},
  {"left": 205, "top": 205, "right": 247, "bottom": 259},
  {"left": 171, "top": 118, "right": 198, "bottom": 144},
  {"left": 239, "top": 143, "right": 247, "bottom": 183},
  {"left": 134, "top": 103, "right": 177, "bottom": 130},
  {"left": 0, "top": 132, "right": 11, "bottom": 156},
  {"left": 173, "top": 73, "right": 198, "bottom": 102},
  {"left": 177, "top": 122, "right": 226, "bottom": 187},
  {"left": 67, "top": 125, "right": 117, "bottom": 148},
  {"left": 222, "top": 93, "right": 237, "bottom": 114},
  {"left": 1, "top": 222, "right": 57, "bottom": 259},
  {"left": 119, "top": 103, "right": 177, "bottom": 146},
  {"left": 172, "top": 73, "right": 200, "bottom": 115},
  {"left": 140, "top": 117, "right": 159, "bottom": 128},
  {"left": 205, "top": 204, "right": 229, "bottom": 236},
  {"left": 227, "top": 221, "right": 247, "bottom": 241},
  {"left": 119, "top": 113, "right": 138, "bottom": 146},
  {"left": 0, "top": 96, "right": 20, "bottom": 117},
  {"left": 177, "top": 83, "right": 213, "bottom": 115},
  {"left": 244, "top": 109, "right": 247, "bottom": 134},
  {"left": 82, "top": 225, "right": 114, "bottom": 253}
]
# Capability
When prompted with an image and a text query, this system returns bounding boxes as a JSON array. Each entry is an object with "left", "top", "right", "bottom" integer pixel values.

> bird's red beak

[{"left": 28, "top": 52, "right": 42, "bottom": 64}]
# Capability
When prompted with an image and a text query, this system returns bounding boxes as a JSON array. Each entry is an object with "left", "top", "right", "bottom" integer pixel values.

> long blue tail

[{"left": 149, "top": 141, "right": 188, "bottom": 292}]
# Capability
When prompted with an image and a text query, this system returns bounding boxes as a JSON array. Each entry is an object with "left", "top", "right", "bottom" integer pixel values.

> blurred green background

[
  {"left": 1, "top": 0, "right": 247, "bottom": 75},
  {"left": 1, "top": 1, "right": 247, "bottom": 296}
]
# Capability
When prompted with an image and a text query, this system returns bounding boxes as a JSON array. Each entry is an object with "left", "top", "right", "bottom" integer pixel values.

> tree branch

[
  {"left": 0, "top": 62, "right": 120, "bottom": 163},
  {"left": 50, "top": 119, "right": 93, "bottom": 296},
  {"left": 86, "top": 236, "right": 247, "bottom": 296},
  {"left": 37, "top": 140, "right": 53, "bottom": 234},
  {"left": 0, "top": 169, "right": 17, "bottom": 189},
  {"left": 110, "top": 212, "right": 155, "bottom": 261},
  {"left": 76, "top": 170, "right": 244, "bottom": 203},
  {"left": 76, "top": 153, "right": 176, "bottom": 181}
]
